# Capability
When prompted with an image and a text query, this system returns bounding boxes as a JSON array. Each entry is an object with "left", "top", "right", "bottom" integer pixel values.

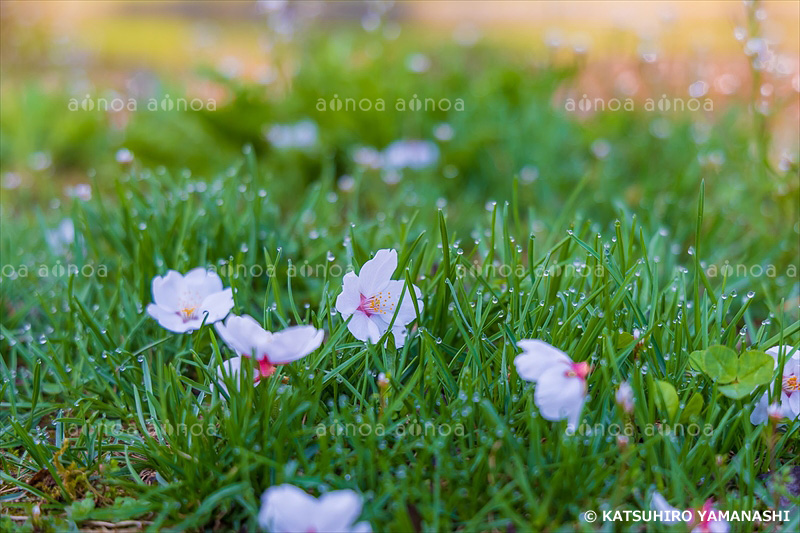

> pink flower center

[
  {"left": 258, "top": 358, "right": 276, "bottom": 380},
  {"left": 239, "top": 355, "right": 276, "bottom": 382},
  {"left": 565, "top": 362, "right": 591, "bottom": 380},
  {"left": 689, "top": 499, "right": 716, "bottom": 531},
  {"left": 178, "top": 306, "right": 198, "bottom": 322},
  {"left": 783, "top": 374, "right": 799, "bottom": 392},
  {"left": 357, "top": 292, "right": 391, "bottom": 316}
]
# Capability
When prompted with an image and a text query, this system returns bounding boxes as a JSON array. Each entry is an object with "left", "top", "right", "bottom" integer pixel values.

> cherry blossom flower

[
  {"left": 115, "top": 148, "right": 134, "bottom": 164},
  {"left": 258, "top": 484, "right": 371, "bottom": 533},
  {"left": 215, "top": 314, "right": 323, "bottom": 380},
  {"left": 650, "top": 491, "right": 683, "bottom": 524},
  {"left": 265, "top": 120, "right": 318, "bottom": 150},
  {"left": 46, "top": 218, "right": 75, "bottom": 255},
  {"left": 2, "top": 172, "right": 22, "bottom": 190},
  {"left": 650, "top": 492, "right": 730, "bottom": 533},
  {"left": 352, "top": 146, "right": 383, "bottom": 169},
  {"left": 65, "top": 183, "right": 92, "bottom": 201},
  {"left": 750, "top": 345, "right": 799, "bottom": 425},
  {"left": 377, "top": 372, "right": 389, "bottom": 387},
  {"left": 382, "top": 140, "right": 439, "bottom": 170},
  {"left": 146, "top": 268, "right": 233, "bottom": 333},
  {"left": 335, "top": 249, "right": 423, "bottom": 348},
  {"left": 615, "top": 381, "right": 635, "bottom": 414},
  {"left": 215, "top": 356, "right": 257, "bottom": 395},
  {"left": 767, "top": 402, "right": 783, "bottom": 423},
  {"left": 405, "top": 53, "right": 431, "bottom": 73},
  {"left": 514, "top": 340, "right": 591, "bottom": 429}
]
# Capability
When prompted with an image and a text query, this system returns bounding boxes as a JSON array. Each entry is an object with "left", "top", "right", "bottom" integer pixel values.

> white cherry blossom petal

[
  {"left": 336, "top": 272, "right": 362, "bottom": 316},
  {"left": 146, "top": 303, "right": 196, "bottom": 333},
  {"left": 152, "top": 271, "right": 184, "bottom": 312},
  {"left": 650, "top": 492, "right": 681, "bottom": 523},
  {"left": 357, "top": 249, "right": 397, "bottom": 296},
  {"left": 262, "top": 326, "right": 324, "bottom": 364},
  {"left": 533, "top": 364, "right": 585, "bottom": 424},
  {"left": 785, "top": 390, "right": 799, "bottom": 418},
  {"left": 347, "top": 312, "right": 382, "bottom": 344},
  {"left": 200, "top": 288, "right": 234, "bottom": 323},
  {"left": 258, "top": 484, "right": 318, "bottom": 533},
  {"left": 514, "top": 340, "right": 572, "bottom": 382},
  {"left": 215, "top": 314, "right": 272, "bottom": 357},
  {"left": 214, "top": 356, "right": 260, "bottom": 394},
  {"left": 316, "top": 490, "right": 364, "bottom": 532},
  {"left": 258, "top": 484, "right": 368, "bottom": 533},
  {"left": 749, "top": 392, "right": 769, "bottom": 425}
]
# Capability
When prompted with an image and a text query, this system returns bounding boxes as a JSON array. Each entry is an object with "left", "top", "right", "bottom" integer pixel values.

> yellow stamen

[{"left": 784, "top": 375, "right": 799, "bottom": 392}]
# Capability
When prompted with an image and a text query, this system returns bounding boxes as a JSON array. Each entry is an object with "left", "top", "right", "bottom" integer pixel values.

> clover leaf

[{"left": 693, "top": 345, "right": 773, "bottom": 399}]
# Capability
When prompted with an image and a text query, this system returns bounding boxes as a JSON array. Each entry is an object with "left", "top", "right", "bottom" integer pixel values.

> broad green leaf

[
  {"left": 66, "top": 496, "right": 96, "bottom": 522},
  {"left": 679, "top": 393, "right": 704, "bottom": 423},
  {"left": 615, "top": 332, "right": 635, "bottom": 351},
  {"left": 718, "top": 382, "right": 758, "bottom": 399},
  {"left": 655, "top": 380, "right": 679, "bottom": 420},
  {"left": 688, "top": 350, "right": 706, "bottom": 372},
  {"left": 703, "top": 345, "right": 737, "bottom": 383},
  {"left": 717, "top": 350, "right": 775, "bottom": 399},
  {"left": 736, "top": 351, "right": 774, "bottom": 388}
]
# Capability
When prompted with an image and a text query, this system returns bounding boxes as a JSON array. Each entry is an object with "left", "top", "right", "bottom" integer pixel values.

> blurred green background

[{"left": 1, "top": 0, "right": 799, "bottom": 304}]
